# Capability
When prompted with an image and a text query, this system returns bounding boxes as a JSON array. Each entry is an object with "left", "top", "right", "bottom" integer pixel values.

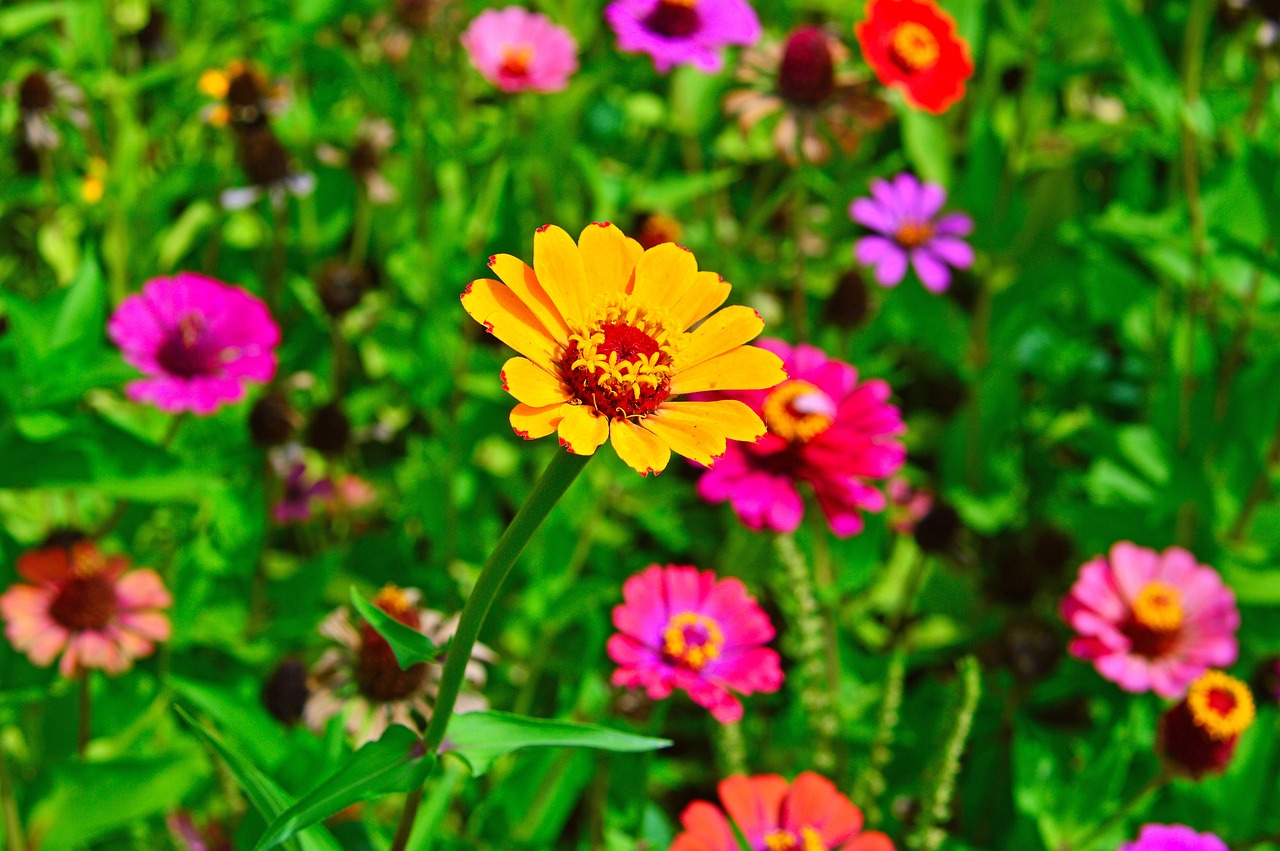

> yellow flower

[
  {"left": 462, "top": 223, "right": 786, "bottom": 475},
  {"left": 80, "top": 157, "right": 107, "bottom": 204}
]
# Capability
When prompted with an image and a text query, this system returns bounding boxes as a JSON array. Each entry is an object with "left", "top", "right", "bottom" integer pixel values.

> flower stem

[
  {"left": 852, "top": 650, "right": 905, "bottom": 826},
  {"left": 1057, "top": 768, "right": 1171, "bottom": 851},
  {"left": 78, "top": 670, "right": 92, "bottom": 756},
  {"left": 0, "top": 741, "right": 25, "bottom": 851},
  {"left": 1229, "top": 414, "right": 1280, "bottom": 542},
  {"left": 907, "top": 656, "right": 982, "bottom": 851},
  {"left": 389, "top": 788, "right": 423, "bottom": 851},
  {"left": 774, "top": 535, "right": 836, "bottom": 772},
  {"left": 348, "top": 190, "right": 372, "bottom": 271},
  {"left": 790, "top": 177, "right": 809, "bottom": 344},
  {"left": 715, "top": 720, "right": 747, "bottom": 778}
]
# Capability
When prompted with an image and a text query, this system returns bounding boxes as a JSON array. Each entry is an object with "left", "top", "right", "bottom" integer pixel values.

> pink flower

[
  {"left": 1120, "top": 825, "right": 1228, "bottom": 851},
  {"left": 1061, "top": 542, "right": 1240, "bottom": 699},
  {"left": 606, "top": 0, "right": 762, "bottom": 74},
  {"left": 108, "top": 273, "right": 279, "bottom": 415},
  {"left": 851, "top": 172, "right": 973, "bottom": 293},
  {"left": 460, "top": 7, "right": 578, "bottom": 93},
  {"left": 886, "top": 477, "right": 933, "bottom": 535},
  {"left": 696, "top": 340, "right": 906, "bottom": 537},
  {"left": 607, "top": 565, "right": 782, "bottom": 724},
  {"left": 0, "top": 536, "right": 171, "bottom": 677}
]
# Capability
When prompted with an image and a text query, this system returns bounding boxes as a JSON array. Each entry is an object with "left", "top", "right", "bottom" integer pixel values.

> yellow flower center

[
  {"left": 895, "top": 221, "right": 935, "bottom": 249},
  {"left": 500, "top": 45, "right": 535, "bottom": 77},
  {"left": 889, "top": 22, "right": 940, "bottom": 72},
  {"left": 561, "top": 296, "right": 679, "bottom": 421},
  {"left": 374, "top": 584, "right": 414, "bottom": 618},
  {"left": 764, "top": 828, "right": 827, "bottom": 851},
  {"left": 198, "top": 68, "right": 230, "bottom": 99},
  {"left": 1132, "top": 581, "right": 1183, "bottom": 633},
  {"left": 70, "top": 542, "right": 108, "bottom": 578},
  {"left": 661, "top": 612, "right": 724, "bottom": 671},
  {"left": 1187, "top": 671, "right": 1256, "bottom": 741},
  {"left": 762, "top": 380, "right": 836, "bottom": 443}
]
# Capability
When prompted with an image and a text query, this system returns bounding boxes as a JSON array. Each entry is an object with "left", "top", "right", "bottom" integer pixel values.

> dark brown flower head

[
  {"left": 262, "top": 657, "right": 310, "bottom": 725},
  {"left": 633, "top": 212, "right": 683, "bottom": 250},
  {"left": 1002, "top": 618, "right": 1062, "bottom": 682},
  {"left": 356, "top": 586, "right": 429, "bottom": 702},
  {"left": 237, "top": 126, "right": 291, "bottom": 187},
  {"left": 395, "top": 0, "right": 433, "bottom": 30},
  {"left": 1157, "top": 671, "right": 1255, "bottom": 778},
  {"left": 316, "top": 261, "right": 369, "bottom": 317},
  {"left": 18, "top": 71, "right": 54, "bottom": 112},
  {"left": 13, "top": 131, "right": 39, "bottom": 174},
  {"left": 248, "top": 391, "right": 301, "bottom": 447},
  {"left": 914, "top": 502, "right": 961, "bottom": 555},
  {"left": 135, "top": 8, "right": 168, "bottom": 54},
  {"left": 348, "top": 139, "right": 381, "bottom": 178},
  {"left": 307, "top": 401, "right": 352, "bottom": 456},
  {"left": 1254, "top": 657, "right": 1280, "bottom": 706},
  {"left": 824, "top": 268, "right": 871, "bottom": 329},
  {"left": 778, "top": 26, "right": 836, "bottom": 105}
]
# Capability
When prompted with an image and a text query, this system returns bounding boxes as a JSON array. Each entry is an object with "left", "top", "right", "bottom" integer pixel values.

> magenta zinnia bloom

[
  {"left": 1120, "top": 824, "right": 1229, "bottom": 851},
  {"left": 606, "top": 0, "right": 762, "bottom": 74},
  {"left": 1061, "top": 542, "right": 1239, "bottom": 699},
  {"left": 608, "top": 565, "right": 782, "bottom": 724},
  {"left": 108, "top": 273, "right": 279, "bottom": 415},
  {"left": 0, "top": 537, "right": 171, "bottom": 677},
  {"left": 461, "top": 7, "right": 578, "bottom": 93},
  {"left": 851, "top": 172, "right": 973, "bottom": 293},
  {"left": 697, "top": 340, "right": 906, "bottom": 537}
]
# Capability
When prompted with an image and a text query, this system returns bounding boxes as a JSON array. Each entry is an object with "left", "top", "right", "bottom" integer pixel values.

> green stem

[
  {"left": 852, "top": 650, "right": 905, "bottom": 827},
  {"left": 907, "top": 656, "right": 982, "bottom": 851},
  {"left": 774, "top": 535, "right": 836, "bottom": 772},
  {"left": 1058, "top": 768, "right": 1171, "bottom": 851},
  {"left": 791, "top": 177, "right": 809, "bottom": 344},
  {"left": 1229, "top": 415, "right": 1280, "bottom": 542},
  {"left": 348, "top": 190, "right": 372, "bottom": 271},
  {"left": 715, "top": 720, "right": 748, "bottom": 778},
  {"left": 78, "top": 670, "right": 92, "bottom": 756},
  {"left": 389, "top": 789, "right": 424, "bottom": 851},
  {"left": 0, "top": 740, "right": 25, "bottom": 851}
]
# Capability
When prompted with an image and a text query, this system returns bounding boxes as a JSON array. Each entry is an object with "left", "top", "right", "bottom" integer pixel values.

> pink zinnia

[
  {"left": 1120, "top": 825, "right": 1229, "bottom": 851},
  {"left": 1061, "top": 542, "right": 1240, "bottom": 699},
  {"left": 108, "top": 273, "right": 279, "bottom": 415},
  {"left": 460, "top": 7, "right": 579, "bottom": 93},
  {"left": 608, "top": 565, "right": 782, "bottom": 724},
  {"left": 697, "top": 340, "right": 906, "bottom": 537},
  {"left": 0, "top": 537, "right": 171, "bottom": 677},
  {"left": 606, "top": 0, "right": 762, "bottom": 73}
]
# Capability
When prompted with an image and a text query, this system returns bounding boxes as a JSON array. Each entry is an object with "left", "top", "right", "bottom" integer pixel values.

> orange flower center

[
  {"left": 889, "top": 22, "right": 940, "bottom": 73},
  {"left": 1132, "top": 581, "right": 1184, "bottom": 632},
  {"left": 500, "top": 45, "right": 534, "bottom": 78},
  {"left": 661, "top": 612, "right": 724, "bottom": 671},
  {"left": 1187, "top": 671, "right": 1255, "bottom": 741},
  {"left": 356, "top": 585, "right": 428, "bottom": 703},
  {"left": 646, "top": 0, "right": 700, "bottom": 38},
  {"left": 764, "top": 828, "right": 827, "bottom": 851},
  {"left": 560, "top": 297, "right": 677, "bottom": 421},
  {"left": 895, "top": 221, "right": 935, "bottom": 249},
  {"left": 762, "top": 380, "right": 836, "bottom": 443}
]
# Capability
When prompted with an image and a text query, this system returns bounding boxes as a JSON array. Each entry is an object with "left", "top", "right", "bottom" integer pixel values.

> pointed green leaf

[
  {"left": 349, "top": 587, "right": 440, "bottom": 669},
  {"left": 444, "top": 710, "right": 671, "bottom": 776},
  {"left": 253, "top": 725, "right": 435, "bottom": 851}
]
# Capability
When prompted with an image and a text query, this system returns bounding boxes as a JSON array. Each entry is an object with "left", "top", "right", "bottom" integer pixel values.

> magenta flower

[
  {"left": 851, "top": 173, "right": 973, "bottom": 293},
  {"left": 1120, "top": 825, "right": 1228, "bottom": 851},
  {"left": 460, "top": 7, "right": 579, "bottom": 93},
  {"left": 605, "top": 0, "right": 762, "bottom": 74},
  {"left": 608, "top": 565, "right": 782, "bottom": 723},
  {"left": 1061, "top": 542, "right": 1240, "bottom": 699},
  {"left": 696, "top": 340, "right": 906, "bottom": 537},
  {"left": 107, "top": 273, "right": 280, "bottom": 415}
]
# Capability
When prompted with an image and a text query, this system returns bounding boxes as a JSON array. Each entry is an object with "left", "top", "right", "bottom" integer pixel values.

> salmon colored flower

[
  {"left": 854, "top": 0, "right": 973, "bottom": 114},
  {"left": 672, "top": 772, "right": 894, "bottom": 851},
  {"left": 1061, "top": 542, "right": 1239, "bottom": 699},
  {"left": 608, "top": 565, "right": 782, "bottom": 723},
  {"left": 460, "top": 223, "right": 786, "bottom": 475},
  {"left": 1157, "top": 670, "right": 1255, "bottom": 778},
  {"left": 0, "top": 536, "right": 171, "bottom": 677}
]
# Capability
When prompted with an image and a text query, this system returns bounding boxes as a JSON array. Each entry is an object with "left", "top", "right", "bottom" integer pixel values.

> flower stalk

[
  {"left": 774, "top": 534, "right": 836, "bottom": 772},
  {"left": 907, "top": 655, "right": 981, "bottom": 851}
]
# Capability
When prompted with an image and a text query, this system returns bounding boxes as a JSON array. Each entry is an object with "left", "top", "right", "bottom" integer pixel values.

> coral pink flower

[
  {"left": 108, "top": 273, "right": 279, "bottom": 415},
  {"left": 696, "top": 340, "right": 906, "bottom": 537},
  {"left": 461, "top": 7, "right": 579, "bottom": 93},
  {"left": 1061, "top": 542, "right": 1239, "bottom": 699},
  {"left": 0, "top": 537, "right": 171, "bottom": 677},
  {"left": 608, "top": 565, "right": 782, "bottom": 724},
  {"left": 672, "top": 772, "right": 894, "bottom": 851}
]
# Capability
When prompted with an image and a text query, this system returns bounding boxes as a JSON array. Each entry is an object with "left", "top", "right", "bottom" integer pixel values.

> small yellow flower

[
  {"left": 80, "top": 157, "right": 107, "bottom": 204},
  {"left": 462, "top": 223, "right": 786, "bottom": 475},
  {"left": 198, "top": 68, "right": 230, "bottom": 99}
]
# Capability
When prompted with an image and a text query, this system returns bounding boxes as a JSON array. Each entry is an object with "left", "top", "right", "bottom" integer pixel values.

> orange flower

[
  {"left": 855, "top": 0, "right": 973, "bottom": 114},
  {"left": 461, "top": 224, "right": 786, "bottom": 475}
]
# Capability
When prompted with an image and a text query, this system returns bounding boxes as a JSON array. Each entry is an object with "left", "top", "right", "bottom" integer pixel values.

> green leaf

[
  {"left": 49, "top": 251, "right": 105, "bottom": 353},
  {"left": 445, "top": 710, "right": 671, "bottom": 777},
  {"left": 253, "top": 725, "right": 435, "bottom": 851},
  {"left": 175, "top": 705, "right": 344, "bottom": 851},
  {"left": 349, "top": 587, "right": 441, "bottom": 669},
  {"left": 901, "top": 108, "right": 951, "bottom": 187}
]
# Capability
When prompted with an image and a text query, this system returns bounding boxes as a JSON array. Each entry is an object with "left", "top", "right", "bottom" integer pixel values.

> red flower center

[
  {"left": 355, "top": 590, "right": 430, "bottom": 703},
  {"left": 559, "top": 308, "right": 675, "bottom": 420},
  {"left": 645, "top": 0, "right": 700, "bottom": 38},
  {"left": 49, "top": 575, "right": 118, "bottom": 632},
  {"left": 895, "top": 221, "right": 935, "bottom": 249},
  {"left": 499, "top": 45, "right": 535, "bottom": 79},
  {"left": 1206, "top": 687, "right": 1237, "bottom": 717},
  {"left": 157, "top": 312, "right": 223, "bottom": 378},
  {"left": 778, "top": 27, "right": 837, "bottom": 105},
  {"left": 888, "top": 22, "right": 940, "bottom": 73}
]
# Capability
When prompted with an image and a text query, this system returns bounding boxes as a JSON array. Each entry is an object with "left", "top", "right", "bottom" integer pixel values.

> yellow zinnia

[{"left": 461, "top": 223, "right": 787, "bottom": 475}]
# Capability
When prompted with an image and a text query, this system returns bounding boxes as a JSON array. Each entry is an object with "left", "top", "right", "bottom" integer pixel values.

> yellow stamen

[
  {"left": 1132, "top": 581, "right": 1184, "bottom": 632},
  {"left": 374, "top": 584, "right": 413, "bottom": 617},
  {"left": 500, "top": 45, "right": 535, "bottom": 77},
  {"left": 198, "top": 69, "right": 229, "bottom": 99},
  {"left": 763, "top": 829, "right": 826, "bottom": 851},
  {"left": 890, "top": 22, "right": 940, "bottom": 72},
  {"left": 895, "top": 221, "right": 934, "bottom": 249},
  {"left": 1187, "top": 671, "right": 1255, "bottom": 741},
  {"left": 70, "top": 543, "right": 108, "bottom": 578},
  {"left": 665, "top": 0, "right": 698, "bottom": 7},
  {"left": 661, "top": 612, "right": 724, "bottom": 671},
  {"left": 565, "top": 295, "right": 681, "bottom": 418},
  {"left": 762, "top": 380, "right": 835, "bottom": 443}
]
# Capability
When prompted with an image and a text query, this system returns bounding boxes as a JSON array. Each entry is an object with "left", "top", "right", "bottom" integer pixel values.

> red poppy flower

[{"left": 855, "top": 0, "right": 973, "bottom": 114}]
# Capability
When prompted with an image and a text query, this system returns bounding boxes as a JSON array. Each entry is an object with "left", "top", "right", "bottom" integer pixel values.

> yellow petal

[
  {"left": 670, "top": 345, "right": 787, "bottom": 395},
  {"left": 670, "top": 271, "right": 732, "bottom": 331},
  {"left": 510, "top": 402, "right": 564, "bottom": 440},
  {"left": 630, "top": 242, "right": 698, "bottom": 307},
  {"left": 657, "top": 399, "right": 766, "bottom": 442},
  {"left": 640, "top": 409, "right": 727, "bottom": 467},
  {"left": 610, "top": 418, "right": 672, "bottom": 476},
  {"left": 489, "top": 254, "right": 570, "bottom": 344},
  {"left": 556, "top": 404, "right": 609, "bottom": 455},
  {"left": 501, "top": 357, "right": 571, "bottom": 407},
  {"left": 676, "top": 305, "right": 765, "bottom": 369},
  {"left": 533, "top": 225, "right": 590, "bottom": 326},
  {"left": 461, "top": 279, "right": 558, "bottom": 366},
  {"left": 578, "top": 222, "right": 643, "bottom": 296}
]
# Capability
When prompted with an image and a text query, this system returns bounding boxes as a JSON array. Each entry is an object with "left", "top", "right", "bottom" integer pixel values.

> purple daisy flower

[
  {"left": 605, "top": 0, "right": 761, "bottom": 74},
  {"left": 1120, "top": 825, "right": 1228, "bottom": 851},
  {"left": 850, "top": 172, "right": 974, "bottom": 294}
]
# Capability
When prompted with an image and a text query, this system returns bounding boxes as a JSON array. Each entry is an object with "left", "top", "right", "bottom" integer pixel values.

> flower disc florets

[{"left": 560, "top": 296, "right": 680, "bottom": 421}]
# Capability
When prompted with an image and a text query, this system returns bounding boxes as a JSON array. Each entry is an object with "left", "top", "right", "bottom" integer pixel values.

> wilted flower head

[
  {"left": 460, "top": 223, "right": 785, "bottom": 475},
  {"left": 316, "top": 118, "right": 398, "bottom": 204},
  {"left": 608, "top": 565, "right": 782, "bottom": 723},
  {"left": 671, "top": 772, "right": 894, "bottom": 851},
  {"left": 855, "top": 0, "right": 974, "bottom": 114},
  {"left": 725, "top": 26, "right": 892, "bottom": 165},
  {"left": 306, "top": 585, "right": 492, "bottom": 744},
  {"left": 270, "top": 445, "right": 335, "bottom": 525},
  {"left": 1226, "top": 0, "right": 1280, "bottom": 46},
  {"left": 1157, "top": 670, "right": 1255, "bottom": 778},
  {"left": 1256, "top": 656, "right": 1280, "bottom": 706},
  {"left": 633, "top": 212, "right": 683, "bottom": 250},
  {"left": 606, "top": 0, "right": 762, "bottom": 73},
  {"left": 0, "top": 536, "right": 171, "bottom": 677},
  {"left": 222, "top": 125, "right": 316, "bottom": 210},
  {"left": 198, "top": 60, "right": 287, "bottom": 129},
  {"left": 10, "top": 69, "right": 88, "bottom": 151},
  {"left": 108, "top": 272, "right": 280, "bottom": 415},
  {"left": 851, "top": 173, "right": 973, "bottom": 293},
  {"left": 461, "top": 7, "right": 579, "bottom": 93},
  {"left": 697, "top": 340, "right": 906, "bottom": 537},
  {"left": 314, "top": 261, "right": 372, "bottom": 317},
  {"left": 1061, "top": 542, "right": 1239, "bottom": 699},
  {"left": 885, "top": 477, "right": 933, "bottom": 534},
  {"left": 1120, "top": 824, "right": 1229, "bottom": 851}
]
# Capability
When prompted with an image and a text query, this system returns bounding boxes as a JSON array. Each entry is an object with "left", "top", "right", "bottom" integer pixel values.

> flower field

[{"left": 1, "top": 0, "right": 1279, "bottom": 849}]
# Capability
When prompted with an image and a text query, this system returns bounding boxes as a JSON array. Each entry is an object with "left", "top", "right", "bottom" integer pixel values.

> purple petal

[
  {"left": 867, "top": 244, "right": 908, "bottom": 287},
  {"left": 855, "top": 235, "right": 898, "bottom": 265},
  {"left": 926, "top": 237, "right": 974, "bottom": 270},
  {"left": 849, "top": 198, "right": 897, "bottom": 234},
  {"left": 916, "top": 182, "right": 947, "bottom": 221},
  {"left": 892, "top": 173, "right": 921, "bottom": 216},
  {"left": 911, "top": 250, "right": 952, "bottom": 293},
  {"left": 935, "top": 212, "right": 974, "bottom": 237}
]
